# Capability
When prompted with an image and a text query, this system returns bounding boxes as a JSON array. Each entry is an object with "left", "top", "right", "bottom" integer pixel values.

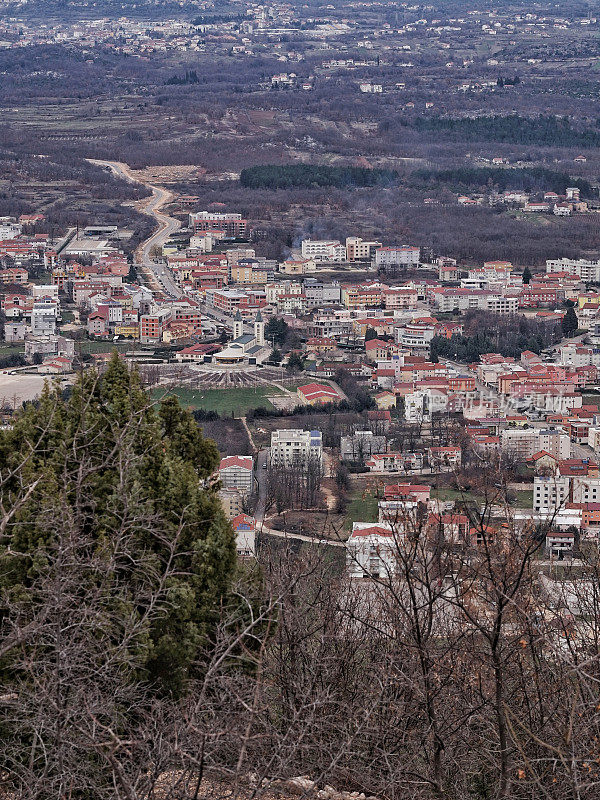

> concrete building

[
  {"left": 269, "top": 428, "right": 323, "bottom": 468},
  {"left": 219, "top": 455, "right": 254, "bottom": 495},
  {"left": 25, "top": 334, "right": 75, "bottom": 360},
  {"left": 486, "top": 295, "right": 519, "bottom": 315},
  {"left": 374, "top": 246, "right": 420, "bottom": 267},
  {"left": 301, "top": 240, "right": 346, "bottom": 262},
  {"left": 219, "top": 488, "right": 245, "bottom": 519},
  {"left": 303, "top": 279, "right": 341, "bottom": 308},
  {"left": 4, "top": 321, "right": 26, "bottom": 342},
  {"left": 189, "top": 211, "right": 248, "bottom": 238},
  {"left": 345, "top": 237, "right": 382, "bottom": 262},
  {"left": 500, "top": 428, "right": 571, "bottom": 461},
  {"left": 346, "top": 523, "right": 396, "bottom": 579},
  {"left": 231, "top": 513, "right": 256, "bottom": 558},
  {"left": 140, "top": 307, "right": 172, "bottom": 345},
  {"left": 533, "top": 474, "right": 569, "bottom": 513},
  {"left": 546, "top": 258, "right": 600, "bottom": 282},
  {"left": 30, "top": 299, "right": 59, "bottom": 336}
]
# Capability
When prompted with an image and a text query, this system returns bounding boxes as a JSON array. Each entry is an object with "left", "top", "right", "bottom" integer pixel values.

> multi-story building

[
  {"left": 394, "top": 322, "right": 436, "bottom": 352},
  {"left": 366, "top": 452, "right": 424, "bottom": 473},
  {"left": 219, "top": 487, "right": 245, "bottom": 519},
  {"left": 30, "top": 299, "right": 58, "bottom": 336},
  {"left": 546, "top": 258, "right": 600, "bottom": 283},
  {"left": 430, "top": 288, "right": 494, "bottom": 313},
  {"left": 301, "top": 240, "right": 346, "bottom": 262},
  {"left": 346, "top": 523, "right": 396, "bottom": 580},
  {"left": 24, "top": 334, "right": 75, "bottom": 360},
  {"left": 519, "top": 287, "right": 563, "bottom": 308},
  {"left": 486, "top": 295, "right": 519, "bottom": 315},
  {"left": 341, "top": 282, "right": 386, "bottom": 309},
  {"left": 345, "top": 237, "right": 382, "bottom": 262},
  {"left": 374, "top": 246, "right": 420, "bottom": 267},
  {"left": 0, "top": 218, "right": 22, "bottom": 240},
  {"left": 269, "top": 428, "right": 323, "bottom": 468},
  {"left": 219, "top": 455, "right": 254, "bottom": 495},
  {"left": 208, "top": 288, "right": 249, "bottom": 315},
  {"left": 382, "top": 287, "right": 418, "bottom": 309},
  {"left": 139, "top": 307, "right": 172, "bottom": 345},
  {"left": 303, "top": 280, "right": 341, "bottom": 308},
  {"left": 231, "top": 513, "right": 256, "bottom": 558},
  {"left": 189, "top": 211, "right": 248, "bottom": 238},
  {"left": 500, "top": 428, "right": 570, "bottom": 461}
]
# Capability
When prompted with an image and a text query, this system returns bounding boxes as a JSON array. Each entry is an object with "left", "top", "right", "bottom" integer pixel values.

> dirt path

[{"left": 241, "top": 416, "right": 257, "bottom": 452}]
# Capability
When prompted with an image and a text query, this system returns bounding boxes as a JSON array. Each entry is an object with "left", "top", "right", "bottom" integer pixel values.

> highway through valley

[{"left": 87, "top": 159, "right": 183, "bottom": 297}]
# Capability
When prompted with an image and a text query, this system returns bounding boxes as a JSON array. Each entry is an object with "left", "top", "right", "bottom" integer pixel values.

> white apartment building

[
  {"left": 534, "top": 473, "right": 600, "bottom": 513},
  {"left": 32, "top": 284, "right": 59, "bottom": 301},
  {"left": 30, "top": 300, "right": 58, "bottom": 337},
  {"left": 189, "top": 232, "right": 214, "bottom": 253},
  {"left": 589, "top": 428, "right": 600, "bottom": 453},
  {"left": 301, "top": 240, "right": 346, "bottom": 262},
  {"left": 394, "top": 323, "right": 436, "bottom": 351},
  {"left": 374, "top": 246, "right": 420, "bottom": 267},
  {"left": 500, "top": 428, "right": 570, "bottom": 461},
  {"left": 404, "top": 388, "right": 448, "bottom": 424},
  {"left": 572, "top": 477, "right": 600, "bottom": 505},
  {"left": 546, "top": 258, "right": 600, "bottom": 282},
  {"left": 265, "top": 281, "right": 302, "bottom": 304},
  {"left": 346, "top": 523, "right": 396, "bottom": 579},
  {"left": 303, "top": 280, "right": 341, "bottom": 307},
  {"left": 559, "top": 343, "right": 600, "bottom": 368},
  {"left": 189, "top": 211, "right": 243, "bottom": 223},
  {"left": 533, "top": 474, "right": 569, "bottom": 513},
  {"left": 431, "top": 289, "right": 494, "bottom": 313},
  {"left": 0, "top": 219, "right": 22, "bottom": 240},
  {"left": 219, "top": 455, "right": 254, "bottom": 495},
  {"left": 269, "top": 428, "right": 323, "bottom": 467}
]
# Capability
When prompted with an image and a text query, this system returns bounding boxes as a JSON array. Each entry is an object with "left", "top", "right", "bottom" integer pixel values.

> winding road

[{"left": 87, "top": 159, "right": 183, "bottom": 297}]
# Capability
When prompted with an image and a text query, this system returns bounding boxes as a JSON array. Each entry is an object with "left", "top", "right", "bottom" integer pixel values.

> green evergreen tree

[
  {"left": 522, "top": 266, "right": 532, "bottom": 284},
  {"left": 265, "top": 316, "right": 289, "bottom": 346},
  {"left": 562, "top": 305, "right": 578, "bottom": 338},
  {"left": 0, "top": 354, "right": 236, "bottom": 698}
]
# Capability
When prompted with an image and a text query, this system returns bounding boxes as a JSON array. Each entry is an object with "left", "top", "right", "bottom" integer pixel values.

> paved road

[{"left": 87, "top": 159, "right": 183, "bottom": 298}]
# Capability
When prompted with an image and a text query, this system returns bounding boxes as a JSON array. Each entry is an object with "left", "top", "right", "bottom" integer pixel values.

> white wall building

[
  {"left": 546, "top": 258, "right": 600, "bottom": 282},
  {"left": 30, "top": 299, "right": 58, "bottom": 336},
  {"left": 269, "top": 428, "right": 323, "bottom": 467},
  {"left": 500, "top": 428, "right": 570, "bottom": 460},
  {"left": 374, "top": 246, "right": 420, "bottom": 267},
  {"left": 346, "top": 523, "right": 396, "bottom": 579},
  {"left": 301, "top": 240, "right": 346, "bottom": 263},
  {"left": 219, "top": 455, "right": 254, "bottom": 495},
  {"left": 533, "top": 475, "right": 569, "bottom": 513}
]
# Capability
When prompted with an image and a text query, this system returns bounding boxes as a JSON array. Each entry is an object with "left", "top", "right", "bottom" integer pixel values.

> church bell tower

[
  {"left": 233, "top": 310, "right": 243, "bottom": 340},
  {"left": 254, "top": 309, "right": 265, "bottom": 346}
]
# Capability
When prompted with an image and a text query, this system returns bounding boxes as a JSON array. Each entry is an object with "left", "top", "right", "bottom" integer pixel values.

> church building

[{"left": 213, "top": 310, "right": 271, "bottom": 365}]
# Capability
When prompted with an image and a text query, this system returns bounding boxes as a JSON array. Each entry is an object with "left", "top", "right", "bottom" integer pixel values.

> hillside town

[
  {"left": 5, "top": 0, "right": 600, "bottom": 794},
  {"left": 1, "top": 189, "right": 600, "bottom": 567}
]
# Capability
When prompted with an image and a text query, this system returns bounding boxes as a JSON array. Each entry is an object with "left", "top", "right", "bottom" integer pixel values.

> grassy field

[
  {"left": 0, "top": 344, "right": 24, "bottom": 357},
  {"left": 431, "top": 488, "right": 483, "bottom": 504},
  {"left": 344, "top": 491, "right": 379, "bottom": 530},
  {"left": 79, "top": 341, "right": 131, "bottom": 354},
  {"left": 512, "top": 489, "right": 534, "bottom": 508},
  {"left": 152, "top": 386, "right": 285, "bottom": 415}
]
